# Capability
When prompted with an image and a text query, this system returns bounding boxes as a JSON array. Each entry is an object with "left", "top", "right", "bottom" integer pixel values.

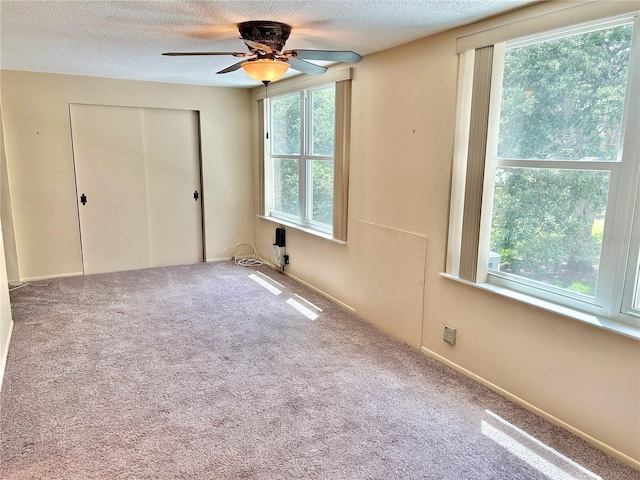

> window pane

[
  {"left": 272, "top": 158, "right": 299, "bottom": 217},
  {"left": 498, "top": 24, "right": 632, "bottom": 161},
  {"left": 310, "top": 86, "right": 335, "bottom": 156},
  {"left": 309, "top": 159, "right": 334, "bottom": 226},
  {"left": 270, "top": 94, "right": 301, "bottom": 155},
  {"left": 490, "top": 167, "right": 610, "bottom": 297}
]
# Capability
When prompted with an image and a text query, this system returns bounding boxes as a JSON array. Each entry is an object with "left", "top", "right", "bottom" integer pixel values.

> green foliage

[
  {"left": 271, "top": 93, "right": 301, "bottom": 155},
  {"left": 311, "top": 88, "right": 335, "bottom": 157},
  {"left": 498, "top": 24, "right": 632, "bottom": 161},
  {"left": 273, "top": 159, "right": 299, "bottom": 216},
  {"left": 564, "top": 280, "right": 597, "bottom": 295},
  {"left": 311, "top": 160, "right": 334, "bottom": 225},
  {"left": 490, "top": 24, "right": 632, "bottom": 296},
  {"left": 491, "top": 168, "right": 609, "bottom": 295}
]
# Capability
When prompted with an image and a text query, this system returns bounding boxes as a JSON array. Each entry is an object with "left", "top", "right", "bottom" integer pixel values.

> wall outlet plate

[{"left": 444, "top": 325, "right": 457, "bottom": 346}]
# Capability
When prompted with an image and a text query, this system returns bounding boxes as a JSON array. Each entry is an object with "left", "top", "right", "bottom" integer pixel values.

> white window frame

[
  {"left": 266, "top": 85, "right": 335, "bottom": 235},
  {"left": 446, "top": 11, "right": 640, "bottom": 338},
  {"left": 257, "top": 68, "right": 352, "bottom": 243}
]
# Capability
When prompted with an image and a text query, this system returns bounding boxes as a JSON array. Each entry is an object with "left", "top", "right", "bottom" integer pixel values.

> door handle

[
  {"left": 80, "top": 193, "right": 87, "bottom": 205},
  {"left": 194, "top": 190, "right": 199, "bottom": 201}
]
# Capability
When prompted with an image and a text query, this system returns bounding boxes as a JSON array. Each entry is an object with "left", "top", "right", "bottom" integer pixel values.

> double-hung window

[
  {"left": 269, "top": 85, "right": 335, "bottom": 233},
  {"left": 259, "top": 70, "right": 352, "bottom": 242},
  {"left": 448, "top": 9, "right": 640, "bottom": 334}
]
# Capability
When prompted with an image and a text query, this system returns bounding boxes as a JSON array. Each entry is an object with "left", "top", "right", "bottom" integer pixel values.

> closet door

[
  {"left": 141, "top": 108, "right": 203, "bottom": 267},
  {"left": 70, "top": 104, "right": 204, "bottom": 275},
  {"left": 70, "top": 104, "right": 150, "bottom": 274}
]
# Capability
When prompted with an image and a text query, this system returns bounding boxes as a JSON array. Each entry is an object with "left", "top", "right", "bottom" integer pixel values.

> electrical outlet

[{"left": 443, "top": 325, "right": 457, "bottom": 346}]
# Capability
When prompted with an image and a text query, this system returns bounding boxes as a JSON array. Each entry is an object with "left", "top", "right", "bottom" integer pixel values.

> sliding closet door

[
  {"left": 70, "top": 104, "right": 151, "bottom": 274},
  {"left": 142, "top": 108, "right": 203, "bottom": 267},
  {"left": 70, "top": 104, "right": 204, "bottom": 275}
]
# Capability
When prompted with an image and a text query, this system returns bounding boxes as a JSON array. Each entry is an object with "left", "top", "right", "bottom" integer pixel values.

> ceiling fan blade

[
  {"left": 287, "top": 58, "right": 328, "bottom": 76},
  {"left": 216, "top": 60, "right": 248, "bottom": 74},
  {"left": 163, "top": 51, "right": 249, "bottom": 57},
  {"left": 243, "top": 39, "right": 273, "bottom": 53},
  {"left": 286, "top": 49, "right": 362, "bottom": 63}
]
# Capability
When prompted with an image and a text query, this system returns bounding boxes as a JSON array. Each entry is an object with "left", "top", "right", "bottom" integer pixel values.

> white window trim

[{"left": 446, "top": 10, "right": 640, "bottom": 340}]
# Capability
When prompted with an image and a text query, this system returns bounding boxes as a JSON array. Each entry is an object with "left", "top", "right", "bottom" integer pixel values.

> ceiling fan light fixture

[{"left": 242, "top": 59, "right": 289, "bottom": 83}]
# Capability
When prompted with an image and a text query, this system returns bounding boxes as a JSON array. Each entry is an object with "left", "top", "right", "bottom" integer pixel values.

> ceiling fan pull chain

[{"left": 264, "top": 80, "right": 270, "bottom": 139}]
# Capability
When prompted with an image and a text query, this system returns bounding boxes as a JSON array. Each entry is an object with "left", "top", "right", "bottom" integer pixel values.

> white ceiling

[{"left": 0, "top": 0, "right": 537, "bottom": 88}]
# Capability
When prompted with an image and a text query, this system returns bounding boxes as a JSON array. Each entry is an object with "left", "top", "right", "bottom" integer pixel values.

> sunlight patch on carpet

[
  {"left": 286, "top": 298, "right": 319, "bottom": 320},
  {"left": 294, "top": 294, "right": 322, "bottom": 312},
  {"left": 482, "top": 410, "right": 601, "bottom": 480},
  {"left": 255, "top": 271, "right": 285, "bottom": 288},
  {"left": 249, "top": 273, "right": 282, "bottom": 295}
]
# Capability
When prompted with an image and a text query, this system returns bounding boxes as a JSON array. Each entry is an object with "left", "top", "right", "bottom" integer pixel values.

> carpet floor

[{"left": 1, "top": 261, "right": 637, "bottom": 479}]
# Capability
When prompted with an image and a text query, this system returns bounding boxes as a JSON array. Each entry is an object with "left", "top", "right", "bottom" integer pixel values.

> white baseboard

[
  {"left": 282, "top": 270, "right": 356, "bottom": 314},
  {"left": 0, "top": 319, "right": 14, "bottom": 393},
  {"left": 20, "top": 271, "right": 83, "bottom": 282},
  {"left": 206, "top": 257, "right": 233, "bottom": 263},
  {"left": 421, "top": 346, "right": 640, "bottom": 471}
]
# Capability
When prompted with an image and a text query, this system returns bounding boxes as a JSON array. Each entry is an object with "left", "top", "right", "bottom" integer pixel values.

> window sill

[
  {"left": 440, "top": 273, "right": 640, "bottom": 341},
  {"left": 257, "top": 215, "right": 347, "bottom": 245}
]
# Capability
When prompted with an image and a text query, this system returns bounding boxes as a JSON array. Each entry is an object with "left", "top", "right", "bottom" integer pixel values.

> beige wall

[
  {"left": 251, "top": 4, "right": 640, "bottom": 467},
  {"left": 0, "top": 71, "right": 253, "bottom": 280}
]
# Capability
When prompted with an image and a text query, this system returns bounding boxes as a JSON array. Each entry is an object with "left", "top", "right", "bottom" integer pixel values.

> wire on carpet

[
  {"left": 230, "top": 243, "right": 265, "bottom": 267},
  {"left": 9, "top": 281, "right": 51, "bottom": 292}
]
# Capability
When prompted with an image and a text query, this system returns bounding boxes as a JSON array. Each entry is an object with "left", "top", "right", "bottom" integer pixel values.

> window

[
  {"left": 258, "top": 70, "right": 352, "bottom": 242},
  {"left": 448, "top": 13, "right": 640, "bottom": 332},
  {"left": 268, "top": 85, "right": 335, "bottom": 233}
]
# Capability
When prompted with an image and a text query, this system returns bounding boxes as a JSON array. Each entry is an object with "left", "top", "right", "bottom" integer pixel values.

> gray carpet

[{"left": 1, "top": 261, "right": 637, "bottom": 479}]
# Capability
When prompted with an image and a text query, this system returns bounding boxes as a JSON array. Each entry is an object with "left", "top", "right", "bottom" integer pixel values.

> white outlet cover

[{"left": 444, "top": 325, "right": 457, "bottom": 345}]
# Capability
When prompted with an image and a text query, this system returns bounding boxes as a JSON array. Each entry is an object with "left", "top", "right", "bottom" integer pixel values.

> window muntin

[{"left": 267, "top": 84, "right": 336, "bottom": 234}]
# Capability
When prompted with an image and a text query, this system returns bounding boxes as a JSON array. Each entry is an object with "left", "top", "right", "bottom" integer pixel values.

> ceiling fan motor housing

[{"left": 238, "top": 21, "right": 292, "bottom": 53}]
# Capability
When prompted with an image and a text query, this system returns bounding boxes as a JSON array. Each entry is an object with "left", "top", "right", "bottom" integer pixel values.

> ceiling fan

[{"left": 163, "top": 20, "right": 362, "bottom": 84}]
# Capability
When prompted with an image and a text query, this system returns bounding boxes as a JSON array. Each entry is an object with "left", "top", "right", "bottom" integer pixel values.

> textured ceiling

[{"left": 0, "top": 0, "right": 537, "bottom": 88}]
